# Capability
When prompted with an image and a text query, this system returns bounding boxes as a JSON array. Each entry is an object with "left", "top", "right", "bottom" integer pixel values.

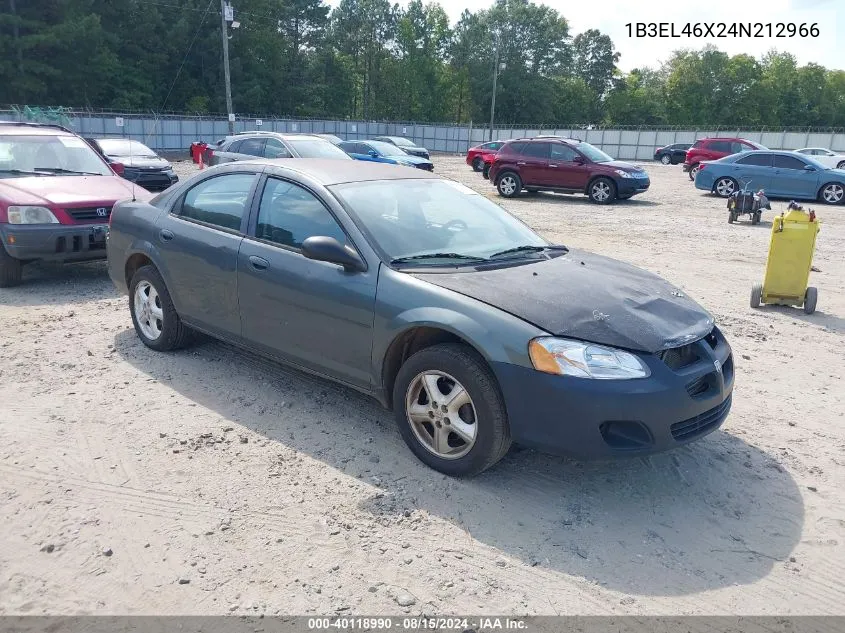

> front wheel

[
  {"left": 129, "top": 265, "right": 193, "bottom": 351},
  {"left": 819, "top": 182, "right": 844, "bottom": 205},
  {"left": 588, "top": 177, "right": 616, "bottom": 204},
  {"left": 392, "top": 344, "right": 511, "bottom": 477},
  {"left": 0, "top": 243, "right": 23, "bottom": 288},
  {"left": 496, "top": 172, "right": 522, "bottom": 198},
  {"left": 837, "top": 161, "right": 845, "bottom": 170}
]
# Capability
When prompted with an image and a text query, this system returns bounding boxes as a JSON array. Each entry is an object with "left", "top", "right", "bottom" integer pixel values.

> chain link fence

[{"left": 4, "top": 107, "right": 845, "bottom": 160}]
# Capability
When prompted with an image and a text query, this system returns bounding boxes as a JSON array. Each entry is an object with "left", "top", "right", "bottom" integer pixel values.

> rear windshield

[
  {"left": 96, "top": 139, "right": 157, "bottom": 157},
  {"left": 0, "top": 134, "right": 112, "bottom": 177},
  {"left": 286, "top": 139, "right": 351, "bottom": 159}
]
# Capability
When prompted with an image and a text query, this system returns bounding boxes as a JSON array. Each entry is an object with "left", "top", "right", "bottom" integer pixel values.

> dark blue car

[
  {"left": 339, "top": 140, "right": 434, "bottom": 171},
  {"left": 695, "top": 150, "right": 845, "bottom": 205}
]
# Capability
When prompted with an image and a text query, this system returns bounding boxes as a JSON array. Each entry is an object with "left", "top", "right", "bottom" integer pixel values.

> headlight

[
  {"left": 6, "top": 206, "right": 60, "bottom": 224},
  {"left": 529, "top": 337, "right": 650, "bottom": 379},
  {"left": 395, "top": 160, "right": 414, "bottom": 166},
  {"left": 614, "top": 169, "right": 633, "bottom": 178}
]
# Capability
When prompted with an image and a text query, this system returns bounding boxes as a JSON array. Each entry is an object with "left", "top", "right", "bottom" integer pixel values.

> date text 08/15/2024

[
  {"left": 625, "top": 22, "right": 820, "bottom": 38},
  {"left": 307, "top": 617, "right": 528, "bottom": 630}
]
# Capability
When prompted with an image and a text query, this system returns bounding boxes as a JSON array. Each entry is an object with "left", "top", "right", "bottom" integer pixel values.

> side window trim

[
  {"left": 243, "top": 174, "right": 365, "bottom": 263},
  {"left": 170, "top": 171, "right": 262, "bottom": 235}
]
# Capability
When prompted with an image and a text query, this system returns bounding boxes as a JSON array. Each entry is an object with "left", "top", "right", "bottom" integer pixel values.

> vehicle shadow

[
  {"left": 0, "top": 261, "right": 116, "bottom": 307},
  {"left": 115, "top": 330, "right": 804, "bottom": 598},
  {"left": 762, "top": 305, "right": 845, "bottom": 333},
  {"left": 520, "top": 193, "right": 661, "bottom": 207}
]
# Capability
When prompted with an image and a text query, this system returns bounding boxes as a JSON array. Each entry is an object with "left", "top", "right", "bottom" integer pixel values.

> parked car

[
  {"left": 86, "top": 138, "right": 178, "bottom": 191},
  {"left": 794, "top": 147, "right": 845, "bottom": 170},
  {"left": 488, "top": 137, "right": 650, "bottom": 204},
  {"left": 208, "top": 132, "right": 351, "bottom": 165},
  {"left": 338, "top": 140, "right": 434, "bottom": 171},
  {"left": 315, "top": 133, "right": 344, "bottom": 145},
  {"left": 684, "top": 138, "right": 767, "bottom": 180},
  {"left": 0, "top": 121, "right": 151, "bottom": 287},
  {"left": 372, "top": 136, "right": 430, "bottom": 160},
  {"left": 466, "top": 141, "right": 505, "bottom": 172},
  {"left": 654, "top": 143, "right": 692, "bottom": 165},
  {"left": 694, "top": 150, "right": 845, "bottom": 205},
  {"left": 107, "top": 159, "right": 733, "bottom": 476}
]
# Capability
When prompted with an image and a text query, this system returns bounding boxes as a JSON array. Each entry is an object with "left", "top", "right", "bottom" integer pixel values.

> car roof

[
  {"left": 699, "top": 137, "right": 755, "bottom": 142},
  {"left": 0, "top": 121, "right": 76, "bottom": 136},
  {"left": 231, "top": 132, "right": 325, "bottom": 141},
  {"left": 226, "top": 158, "right": 439, "bottom": 186}
]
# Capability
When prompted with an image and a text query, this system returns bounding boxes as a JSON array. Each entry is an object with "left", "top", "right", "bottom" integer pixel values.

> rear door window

[
  {"left": 226, "top": 140, "right": 243, "bottom": 153},
  {"left": 178, "top": 173, "right": 258, "bottom": 231},
  {"left": 736, "top": 153, "right": 773, "bottom": 167},
  {"left": 522, "top": 143, "right": 551, "bottom": 159},
  {"left": 709, "top": 141, "right": 733, "bottom": 153},
  {"left": 264, "top": 138, "right": 292, "bottom": 159},
  {"left": 239, "top": 138, "right": 265, "bottom": 157},
  {"left": 773, "top": 155, "right": 808, "bottom": 170}
]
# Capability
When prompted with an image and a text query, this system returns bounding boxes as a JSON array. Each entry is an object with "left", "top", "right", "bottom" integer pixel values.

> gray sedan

[{"left": 107, "top": 160, "right": 733, "bottom": 476}]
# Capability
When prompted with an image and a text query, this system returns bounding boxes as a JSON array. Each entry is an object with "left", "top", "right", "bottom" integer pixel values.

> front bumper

[
  {"left": 492, "top": 328, "right": 734, "bottom": 459},
  {"left": 0, "top": 223, "right": 109, "bottom": 262},
  {"left": 124, "top": 170, "right": 178, "bottom": 191},
  {"left": 617, "top": 176, "right": 650, "bottom": 196}
]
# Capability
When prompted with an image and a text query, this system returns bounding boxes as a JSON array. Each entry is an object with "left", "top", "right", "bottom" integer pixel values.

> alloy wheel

[
  {"left": 690, "top": 165, "right": 700, "bottom": 179},
  {"left": 660, "top": 154, "right": 671, "bottom": 165},
  {"left": 591, "top": 180, "right": 611, "bottom": 202},
  {"left": 499, "top": 175, "right": 517, "bottom": 196},
  {"left": 715, "top": 178, "right": 736, "bottom": 197},
  {"left": 822, "top": 183, "right": 844, "bottom": 204},
  {"left": 405, "top": 371, "right": 478, "bottom": 460},
  {"left": 134, "top": 280, "right": 164, "bottom": 341}
]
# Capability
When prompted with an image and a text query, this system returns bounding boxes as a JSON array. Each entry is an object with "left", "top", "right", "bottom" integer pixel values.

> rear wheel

[
  {"left": 496, "top": 172, "right": 522, "bottom": 198},
  {"left": 714, "top": 177, "right": 737, "bottom": 198},
  {"left": 837, "top": 161, "right": 845, "bottom": 170},
  {"left": 819, "top": 182, "right": 844, "bottom": 205},
  {"left": 803, "top": 287, "right": 818, "bottom": 314},
  {"left": 392, "top": 344, "right": 511, "bottom": 477},
  {"left": 688, "top": 163, "right": 700, "bottom": 181},
  {"left": 0, "top": 243, "right": 23, "bottom": 288},
  {"left": 129, "top": 265, "right": 193, "bottom": 352},
  {"left": 660, "top": 154, "right": 672, "bottom": 165},
  {"left": 588, "top": 177, "right": 616, "bottom": 204},
  {"left": 482, "top": 163, "right": 491, "bottom": 180},
  {"left": 750, "top": 283, "right": 762, "bottom": 308},
  {"left": 471, "top": 156, "right": 483, "bottom": 172}
]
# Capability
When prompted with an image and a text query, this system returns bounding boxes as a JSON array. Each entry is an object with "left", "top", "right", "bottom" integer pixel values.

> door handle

[
  {"left": 517, "top": 161, "right": 526, "bottom": 166},
  {"left": 159, "top": 229, "right": 174, "bottom": 241},
  {"left": 549, "top": 164, "right": 558, "bottom": 168},
  {"left": 249, "top": 255, "right": 269, "bottom": 271}
]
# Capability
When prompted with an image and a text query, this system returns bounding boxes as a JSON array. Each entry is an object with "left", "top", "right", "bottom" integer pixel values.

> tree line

[{"left": 1, "top": 0, "right": 844, "bottom": 128}]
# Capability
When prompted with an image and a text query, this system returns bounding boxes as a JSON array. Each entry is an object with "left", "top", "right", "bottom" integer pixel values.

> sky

[{"left": 325, "top": 0, "right": 843, "bottom": 72}]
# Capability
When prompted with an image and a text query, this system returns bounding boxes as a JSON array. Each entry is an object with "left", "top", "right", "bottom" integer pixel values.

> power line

[{"left": 158, "top": 0, "right": 215, "bottom": 114}]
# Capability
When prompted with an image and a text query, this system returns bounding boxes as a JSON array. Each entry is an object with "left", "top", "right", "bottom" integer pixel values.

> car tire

[
  {"left": 752, "top": 212, "right": 761, "bottom": 225},
  {"left": 129, "top": 265, "right": 193, "bottom": 352},
  {"left": 471, "top": 156, "right": 484, "bottom": 172},
  {"left": 588, "top": 177, "right": 616, "bottom": 204},
  {"left": 392, "top": 343, "right": 511, "bottom": 477},
  {"left": 728, "top": 210, "right": 736, "bottom": 224},
  {"left": 482, "top": 163, "right": 491, "bottom": 180},
  {"left": 0, "top": 243, "right": 23, "bottom": 288},
  {"left": 688, "top": 163, "right": 700, "bottom": 181},
  {"left": 750, "top": 283, "right": 762, "bottom": 308},
  {"left": 714, "top": 177, "right": 737, "bottom": 198},
  {"left": 496, "top": 172, "right": 522, "bottom": 198},
  {"left": 837, "top": 161, "right": 845, "bottom": 170},
  {"left": 819, "top": 182, "right": 845, "bottom": 205},
  {"left": 660, "top": 154, "right": 672, "bottom": 165},
  {"left": 803, "top": 287, "right": 818, "bottom": 315}
]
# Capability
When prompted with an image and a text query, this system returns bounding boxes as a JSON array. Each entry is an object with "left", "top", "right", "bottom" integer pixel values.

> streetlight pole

[
  {"left": 489, "top": 40, "right": 499, "bottom": 143},
  {"left": 220, "top": 0, "right": 234, "bottom": 134}
]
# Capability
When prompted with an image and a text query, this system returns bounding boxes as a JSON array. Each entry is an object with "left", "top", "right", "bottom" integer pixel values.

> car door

[
  {"left": 772, "top": 154, "right": 817, "bottom": 198},
  {"left": 155, "top": 169, "right": 261, "bottom": 337},
  {"left": 237, "top": 176, "right": 378, "bottom": 388},
  {"left": 549, "top": 144, "right": 589, "bottom": 189},
  {"left": 731, "top": 153, "right": 773, "bottom": 191},
  {"left": 518, "top": 142, "right": 551, "bottom": 186}
]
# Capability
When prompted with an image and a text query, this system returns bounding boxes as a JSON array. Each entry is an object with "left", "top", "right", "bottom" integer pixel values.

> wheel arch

[
  {"left": 818, "top": 181, "right": 845, "bottom": 204},
  {"left": 584, "top": 173, "right": 617, "bottom": 195}
]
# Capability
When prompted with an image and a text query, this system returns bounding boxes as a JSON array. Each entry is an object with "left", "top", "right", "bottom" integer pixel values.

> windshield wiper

[
  {"left": 489, "top": 245, "right": 568, "bottom": 259},
  {"left": 391, "top": 252, "right": 487, "bottom": 265},
  {"left": 34, "top": 167, "right": 103, "bottom": 176},
  {"left": 0, "top": 168, "right": 50, "bottom": 177}
]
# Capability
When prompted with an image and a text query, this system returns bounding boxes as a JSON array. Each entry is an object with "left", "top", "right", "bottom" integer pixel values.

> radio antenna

[{"left": 129, "top": 134, "right": 137, "bottom": 202}]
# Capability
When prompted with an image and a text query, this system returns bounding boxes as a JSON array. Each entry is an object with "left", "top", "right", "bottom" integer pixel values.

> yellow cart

[{"left": 751, "top": 203, "right": 820, "bottom": 314}]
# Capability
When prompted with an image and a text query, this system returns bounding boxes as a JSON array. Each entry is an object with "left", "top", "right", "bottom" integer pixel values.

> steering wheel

[{"left": 442, "top": 219, "right": 468, "bottom": 232}]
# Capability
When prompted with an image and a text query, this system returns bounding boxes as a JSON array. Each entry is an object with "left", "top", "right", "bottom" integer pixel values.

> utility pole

[
  {"left": 220, "top": 0, "right": 234, "bottom": 134},
  {"left": 489, "top": 42, "right": 499, "bottom": 143}
]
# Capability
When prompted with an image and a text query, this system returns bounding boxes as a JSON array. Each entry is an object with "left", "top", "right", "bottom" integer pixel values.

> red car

[
  {"left": 0, "top": 121, "right": 151, "bottom": 287},
  {"left": 466, "top": 141, "right": 505, "bottom": 172},
  {"left": 683, "top": 137, "right": 767, "bottom": 180}
]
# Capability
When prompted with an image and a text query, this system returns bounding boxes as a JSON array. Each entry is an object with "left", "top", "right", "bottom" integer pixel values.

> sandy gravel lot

[{"left": 1, "top": 156, "right": 843, "bottom": 616}]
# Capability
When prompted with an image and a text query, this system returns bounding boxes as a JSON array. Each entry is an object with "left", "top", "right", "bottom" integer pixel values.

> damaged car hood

[{"left": 411, "top": 249, "right": 714, "bottom": 353}]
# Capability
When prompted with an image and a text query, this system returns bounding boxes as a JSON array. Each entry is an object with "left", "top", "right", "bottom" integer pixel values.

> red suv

[
  {"left": 488, "top": 137, "right": 650, "bottom": 204},
  {"left": 683, "top": 138, "right": 767, "bottom": 180},
  {"left": 466, "top": 141, "right": 505, "bottom": 172},
  {"left": 0, "top": 121, "right": 151, "bottom": 287}
]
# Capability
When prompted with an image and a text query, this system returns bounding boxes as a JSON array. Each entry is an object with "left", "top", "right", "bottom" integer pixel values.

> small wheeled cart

[{"left": 751, "top": 202, "right": 820, "bottom": 314}]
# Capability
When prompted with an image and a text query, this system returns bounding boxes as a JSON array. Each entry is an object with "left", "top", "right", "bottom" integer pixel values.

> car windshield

[
  {"left": 576, "top": 142, "right": 613, "bottom": 163},
  {"left": 368, "top": 141, "right": 409, "bottom": 157},
  {"left": 0, "top": 134, "right": 112, "bottom": 177},
  {"left": 96, "top": 139, "right": 157, "bottom": 158},
  {"left": 286, "top": 138, "right": 351, "bottom": 159},
  {"left": 331, "top": 179, "right": 550, "bottom": 265}
]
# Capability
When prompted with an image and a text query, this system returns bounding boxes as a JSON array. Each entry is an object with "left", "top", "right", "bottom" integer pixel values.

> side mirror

[
  {"left": 573, "top": 156, "right": 585, "bottom": 165},
  {"left": 368, "top": 149, "right": 378, "bottom": 157},
  {"left": 110, "top": 161, "right": 125, "bottom": 176},
  {"left": 302, "top": 236, "right": 365, "bottom": 272},
  {"left": 804, "top": 164, "right": 816, "bottom": 171}
]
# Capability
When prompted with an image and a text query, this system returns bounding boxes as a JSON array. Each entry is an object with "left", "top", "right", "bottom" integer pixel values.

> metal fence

[{"left": 4, "top": 108, "right": 845, "bottom": 160}]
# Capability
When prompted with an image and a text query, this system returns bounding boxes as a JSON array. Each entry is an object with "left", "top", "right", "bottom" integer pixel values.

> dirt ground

[{"left": 1, "top": 156, "right": 843, "bottom": 616}]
